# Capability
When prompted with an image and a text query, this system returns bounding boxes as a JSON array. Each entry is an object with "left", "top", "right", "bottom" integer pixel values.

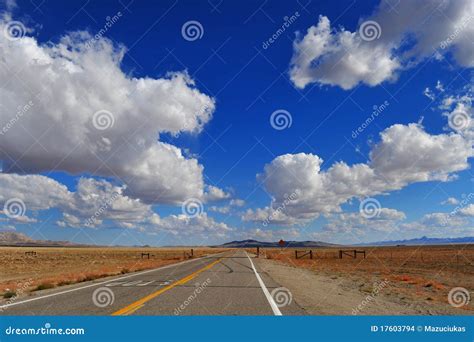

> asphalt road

[{"left": 0, "top": 250, "right": 305, "bottom": 315}]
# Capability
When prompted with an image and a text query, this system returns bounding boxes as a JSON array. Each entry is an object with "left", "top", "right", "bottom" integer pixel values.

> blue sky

[{"left": 0, "top": 0, "right": 473, "bottom": 246}]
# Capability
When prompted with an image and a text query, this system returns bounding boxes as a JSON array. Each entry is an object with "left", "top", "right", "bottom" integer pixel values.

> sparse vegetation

[
  {"left": 3, "top": 291, "right": 16, "bottom": 299},
  {"left": 34, "top": 283, "right": 55, "bottom": 291},
  {"left": 256, "top": 245, "right": 474, "bottom": 312},
  {"left": 0, "top": 247, "right": 228, "bottom": 294},
  {"left": 56, "top": 280, "right": 72, "bottom": 286}
]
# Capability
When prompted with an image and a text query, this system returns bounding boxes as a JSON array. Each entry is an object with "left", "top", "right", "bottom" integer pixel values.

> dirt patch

[
  {"left": 0, "top": 247, "right": 227, "bottom": 295},
  {"left": 255, "top": 246, "right": 473, "bottom": 315}
]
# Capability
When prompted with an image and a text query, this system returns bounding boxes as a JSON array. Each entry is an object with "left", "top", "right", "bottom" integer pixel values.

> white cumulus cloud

[
  {"left": 290, "top": 0, "right": 474, "bottom": 89},
  {"left": 0, "top": 19, "right": 225, "bottom": 205},
  {"left": 245, "top": 123, "right": 473, "bottom": 225}
]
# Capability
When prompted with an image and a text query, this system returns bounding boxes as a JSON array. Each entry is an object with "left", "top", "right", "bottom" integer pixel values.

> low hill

[
  {"left": 0, "top": 231, "right": 82, "bottom": 247},
  {"left": 214, "top": 239, "right": 338, "bottom": 248},
  {"left": 358, "top": 236, "right": 474, "bottom": 246}
]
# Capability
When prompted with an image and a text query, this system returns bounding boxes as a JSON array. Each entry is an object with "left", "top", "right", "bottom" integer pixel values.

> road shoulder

[{"left": 255, "top": 257, "right": 423, "bottom": 315}]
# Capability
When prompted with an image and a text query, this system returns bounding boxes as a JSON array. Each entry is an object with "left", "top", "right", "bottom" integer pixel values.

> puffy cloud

[
  {"left": 57, "top": 213, "right": 81, "bottom": 228},
  {"left": 246, "top": 124, "right": 473, "bottom": 224},
  {"left": 0, "top": 19, "right": 225, "bottom": 204},
  {"left": 0, "top": 173, "right": 235, "bottom": 239},
  {"left": 68, "top": 178, "right": 152, "bottom": 225},
  {"left": 399, "top": 212, "right": 471, "bottom": 234},
  {"left": 203, "top": 186, "right": 231, "bottom": 202},
  {"left": 229, "top": 199, "right": 245, "bottom": 207},
  {"left": 148, "top": 212, "right": 233, "bottom": 239},
  {"left": 440, "top": 92, "right": 473, "bottom": 141},
  {"left": 290, "top": 0, "right": 474, "bottom": 89},
  {"left": 290, "top": 15, "right": 399, "bottom": 89},
  {"left": 436, "top": 81, "right": 445, "bottom": 92},
  {"left": 0, "top": 173, "right": 151, "bottom": 227},
  {"left": 239, "top": 228, "right": 301, "bottom": 241},
  {"left": 369, "top": 124, "right": 472, "bottom": 185},
  {"left": 442, "top": 197, "right": 459, "bottom": 205},
  {"left": 242, "top": 206, "right": 302, "bottom": 226},
  {"left": 459, "top": 204, "right": 474, "bottom": 216},
  {"left": 208, "top": 198, "right": 246, "bottom": 215},
  {"left": 11, "top": 215, "right": 37, "bottom": 223},
  {"left": 208, "top": 206, "right": 230, "bottom": 214},
  {"left": 423, "top": 87, "right": 435, "bottom": 101},
  {"left": 0, "top": 173, "right": 71, "bottom": 211},
  {"left": 326, "top": 208, "right": 406, "bottom": 230},
  {"left": 314, "top": 208, "right": 406, "bottom": 243},
  {"left": 313, "top": 209, "right": 473, "bottom": 244},
  {"left": 418, "top": 212, "right": 464, "bottom": 227},
  {"left": 0, "top": 224, "right": 15, "bottom": 231}
]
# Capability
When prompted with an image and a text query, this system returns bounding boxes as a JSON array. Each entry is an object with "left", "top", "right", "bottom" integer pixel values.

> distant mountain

[
  {"left": 0, "top": 232, "right": 33, "bottom": 244},
  {"left": 214, "top": 239, "right": 338, "bottom": 248},
  {"left": 3, "top": 232, "right": 471, "bottom": 248},
  {"left": 357, "top": 236, "right": 474, "bottom": 246},
  {"left": 215, "top": 236, "right": 474, "bottom": 248},
  {"left": 0, "top": 231, "right": 82, "bottom": 247}
]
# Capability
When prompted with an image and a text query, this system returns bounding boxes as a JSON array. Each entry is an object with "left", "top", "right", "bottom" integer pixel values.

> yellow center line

[{"left": 112, "top": 258, "right": 222, "bottom": 316}]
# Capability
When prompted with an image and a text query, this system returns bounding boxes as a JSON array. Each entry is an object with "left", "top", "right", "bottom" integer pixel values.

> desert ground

[
  {"left": 0, "top": 245, "right": 472, "bottom": 315},
  {"left": 254, "top": 245, "right": 474, "bottom": 315},
  {"left": 0, "top": 247, "right": 227, "bottom": 296}
]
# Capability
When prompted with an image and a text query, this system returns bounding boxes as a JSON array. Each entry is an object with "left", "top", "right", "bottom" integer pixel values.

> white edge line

[
  {"left": 0, "top": 251, "right": 226, "bottom": 309},
  {"left": 245, "top": 251, "right": 282, "bottom": 316}
]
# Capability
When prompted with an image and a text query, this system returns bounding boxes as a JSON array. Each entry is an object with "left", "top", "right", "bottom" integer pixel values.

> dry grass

[
  {"left": 0, "top": 247, "right": 227, "bottom": 295},
  {"left": 253, "top": 245, "right": 474, "bottom": 311}
]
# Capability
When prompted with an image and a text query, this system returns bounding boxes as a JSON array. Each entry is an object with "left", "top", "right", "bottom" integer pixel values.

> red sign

[{"left": 278, "top": 239, "right": 285, "bottom": 247}]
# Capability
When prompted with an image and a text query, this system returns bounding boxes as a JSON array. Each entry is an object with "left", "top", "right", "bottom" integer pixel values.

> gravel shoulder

[{"left": 256, "top": 258, "right": 471, "bottom": 315}]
